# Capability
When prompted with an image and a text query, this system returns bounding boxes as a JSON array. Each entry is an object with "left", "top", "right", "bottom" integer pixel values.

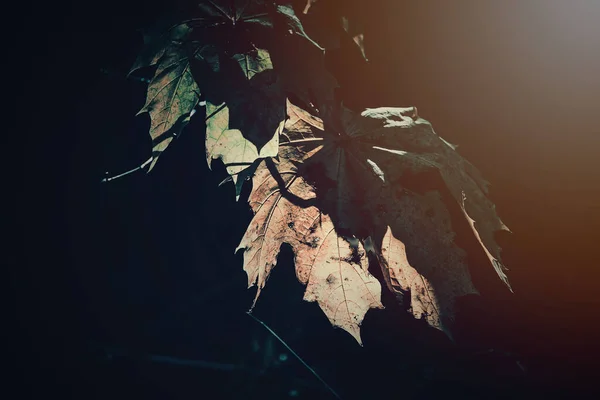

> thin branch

[
  {"left": 101, "top": 157, "right": 153, "bottom": 183},
  {"left": 103, "top": 97, "right": 213, "bottom": 184},
  {"left": 247, "top": 312, "right": 342, "bottom": 400}
]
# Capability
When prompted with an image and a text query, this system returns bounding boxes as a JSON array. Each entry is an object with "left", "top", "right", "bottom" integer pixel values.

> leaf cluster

[{"left": 129, "top": 0, "right": 512, "bottom": 344}]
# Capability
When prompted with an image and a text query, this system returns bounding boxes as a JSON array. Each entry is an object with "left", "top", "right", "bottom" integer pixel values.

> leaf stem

[
  {"left": 246, "top": 312, "right": 342, "bottom": 400},
  {"left": 204, "top": 102, "right": 227, "bottom": 121}
]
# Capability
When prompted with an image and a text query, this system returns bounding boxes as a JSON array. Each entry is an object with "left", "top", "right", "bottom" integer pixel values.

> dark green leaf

[
  {"left": 137, "top": 38, "right": 201, "bottom": 171},
  {"left": 129, "top": 23, "right": 192, "bottom": 75}
]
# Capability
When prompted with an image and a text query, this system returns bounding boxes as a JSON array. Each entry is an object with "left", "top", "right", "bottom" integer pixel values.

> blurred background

[{"left": 14, "top": 0, "right": 600, "bottom": 398}]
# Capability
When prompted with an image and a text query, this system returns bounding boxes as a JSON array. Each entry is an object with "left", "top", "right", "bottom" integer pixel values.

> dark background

[{"left": 15, "top": 0, "right": 600, "bottom": 399}]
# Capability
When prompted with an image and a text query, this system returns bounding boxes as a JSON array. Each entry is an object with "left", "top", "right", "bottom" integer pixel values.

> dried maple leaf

[
  {"left": 237, "top": 100, "right": 510, "bottom": 342},
  {"left": 356, "top": 106, "right": 512, "bottom": 291},
  {"left": 236, "top": 102, "right": 383, "bottom": 343}
]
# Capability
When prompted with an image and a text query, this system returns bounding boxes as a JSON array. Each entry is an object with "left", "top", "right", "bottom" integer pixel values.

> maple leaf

[
  {"left": 136, "top": 25, "right": 201, "bottom": 171},
  {"left": 237, "top": 100, "right": 510, "bottom": 342},
  {"left": 131, "top": 2, "right": 338, "bottom": 172},
  {"left": 218, "top": 68, "right": 285, "bottom": 151},
  {"left": 184, "top": 0, "right": 337, "bottom": 107},
  {"left": 232, "top": 48, "right": 272, "bottom": 80},
  {"left": 236, "top": 102, "right": 383, "bottom": 343},
  {"left": 200, "top": 56, "right": 287, "bottom": 197},
  {"left": 112, "top": 1, "right": 517, "bottom": 352},
  {"left": 191, "top": 0, "right": 273, "bottom": 52},
  {"left": 355, "top": 106, "right": 512, "bottom": 291},
  {"left": 205, "top": 96, "right": 283, "bottom": 200},
  {"left": 129, "top": 20, "right": 192, "bottom": 75}
]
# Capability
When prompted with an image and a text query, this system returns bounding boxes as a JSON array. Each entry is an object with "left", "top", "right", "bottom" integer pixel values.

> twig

[
  {"left": 101, "top": 157, "right": 153, "bottom": 183},
  {"left": 247, "top": 312, "right": 342, "bottom": 400},
  {"left": 100, "top": 65, "right": 226, "bottom": 184},
  {"left": 102, "top": 98, "right": 215, "bottom": 184}
]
